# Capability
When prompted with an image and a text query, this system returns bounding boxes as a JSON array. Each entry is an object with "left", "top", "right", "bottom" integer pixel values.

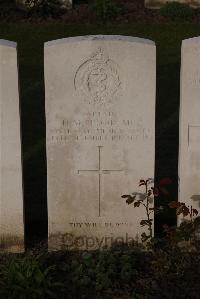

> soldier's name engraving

[{"left": 49, "top": 111, "right": 152, "bottom": 143}]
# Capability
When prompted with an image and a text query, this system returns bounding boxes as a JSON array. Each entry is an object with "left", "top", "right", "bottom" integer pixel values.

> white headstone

[
  {"left": 45, "top": 35, "right": 156, "bottom": 250},
  {"left": 145, "top": 0, "right": 200, "bottom": 8},
  {"left": 179, "top": 37, "right": 200, "bottom": 220},
  {"left": 0, "top": 40, "right": 24, "bottom": 252}
]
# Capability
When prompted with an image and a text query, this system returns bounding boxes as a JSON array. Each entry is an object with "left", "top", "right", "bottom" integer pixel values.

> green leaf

[{"left": 35, "top": 270, "right": 44, "bottom": 284}]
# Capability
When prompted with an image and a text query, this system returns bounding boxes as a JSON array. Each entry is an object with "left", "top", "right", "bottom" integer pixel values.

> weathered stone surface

[
  {"left": 0, "top": 40, "right": 24, "bottom": 252},
  {"left": 45, "top": 35, "right": 156, "bottom": 251},
  {"left": 145, "top": 0, "right": 200, "bottom": 8},
  {"left": 179, "top": 37, "right": 200, "bottom": 222}
]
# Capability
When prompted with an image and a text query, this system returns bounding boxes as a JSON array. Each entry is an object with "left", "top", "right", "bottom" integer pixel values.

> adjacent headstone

[
  {"left": 45, "top": 35, "right": 156, "bottom": 251},
  {"left": 0, "top": 40, "right": 24, "bottom": 252},
  {"left": 145, "top": 0, "right": 200, "bottom": 8},
  {"left": 179, "top": 37, "right": 200, "bottom": 221}
]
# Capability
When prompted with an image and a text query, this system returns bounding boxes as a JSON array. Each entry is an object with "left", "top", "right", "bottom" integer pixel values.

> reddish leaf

[
  {"left": 182, "top": 204, "right": 190, "bottom": 216},
  {"left": 176, "top": 204, "right": 190, "bottom": 217},
  {"left": 151, "top": 187, "right": 159, "bottom": 197},
  {"left": 159, "top": 186, "right": 169, "bottom": 195},
  {"left": 159, "top": 178, "right": 172, "bottom": 186},
  {"left": 162, "top": 224, "right": 169, "bottom": 231},
  {"left": 168, "top": 201, "right": 179, "bottom": 209}
]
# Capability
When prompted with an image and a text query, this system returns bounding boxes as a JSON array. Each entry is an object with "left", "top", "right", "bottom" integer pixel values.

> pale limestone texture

[
  {"left": 179, "top": 37, "right": 200, "bottom": 222},
  {"left": 0, "top": 40, "right": 24, "bottom": 252},
  {"left": 45, "top": 35, "right": 156, "bottom": 250},
  {"left": 145, "top": 0, "right": 200, "bottom": 8}
]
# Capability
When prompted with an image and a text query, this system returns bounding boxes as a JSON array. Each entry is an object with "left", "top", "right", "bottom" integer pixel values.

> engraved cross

[{"left": 78, "top": 146, "right": 124, "bottom": 217}]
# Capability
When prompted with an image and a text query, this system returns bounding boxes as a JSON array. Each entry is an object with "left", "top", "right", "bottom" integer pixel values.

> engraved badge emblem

[{"left": 74, "top": 48, "right": 121, "bottom": 105}]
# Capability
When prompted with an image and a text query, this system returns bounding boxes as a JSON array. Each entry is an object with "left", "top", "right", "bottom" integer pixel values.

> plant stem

[{"left": 145, "top": 182, "right": 153, "bottom": 238}]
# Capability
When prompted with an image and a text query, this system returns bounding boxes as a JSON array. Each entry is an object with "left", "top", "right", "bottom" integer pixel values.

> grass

[{"left": 1, "top": 22, "right": 200, "bottom": 245}]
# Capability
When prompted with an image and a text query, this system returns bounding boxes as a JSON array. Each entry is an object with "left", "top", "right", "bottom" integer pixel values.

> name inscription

[{"left": 49, "top": 111, "right": 152, "bottom": 144}]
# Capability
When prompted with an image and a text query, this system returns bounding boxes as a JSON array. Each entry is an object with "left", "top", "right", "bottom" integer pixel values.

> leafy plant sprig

[
  {"left": 168, "top": 201, "right": 198, "bottom": 220},
  {"left": 163, "top": 201, "right": 200, "bottom": 246},
  {"left": 122, "top": 178, "right": 172, "bottom": 244}
]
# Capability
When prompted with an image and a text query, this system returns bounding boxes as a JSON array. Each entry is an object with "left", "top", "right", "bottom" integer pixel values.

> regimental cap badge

[{"left": 74, "top": 48, "right": 121, "bottom": 105}]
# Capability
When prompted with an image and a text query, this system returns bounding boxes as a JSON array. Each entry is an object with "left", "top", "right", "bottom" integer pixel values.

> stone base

[
  {"left": 145, "top": 0, "right": 200, "bottom": 9},
  {"left": 0, "top": 235, "right": 24, "bottom": 253}
]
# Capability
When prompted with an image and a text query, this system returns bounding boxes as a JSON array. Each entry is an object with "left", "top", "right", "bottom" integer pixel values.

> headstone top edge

[
  {"left": 45, "top": 35, "right": 155, "bottom": 47},
  {"left": 182, "top": 36, "right": 200, "bottom": 47},
  {"left": 0, "top": 39, "right": 16, "bottom": 48}
]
